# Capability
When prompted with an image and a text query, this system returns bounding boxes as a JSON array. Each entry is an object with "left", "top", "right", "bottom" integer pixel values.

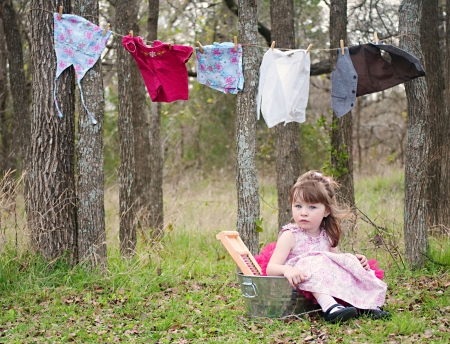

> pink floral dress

[{"left": 280, "top": 223, "right": 387, "bottom": 309}]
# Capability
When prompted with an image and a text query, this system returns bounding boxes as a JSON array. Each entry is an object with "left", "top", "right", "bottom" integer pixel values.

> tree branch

[{"left": 223, "top": 0, "right": 271, "bottom": 46}]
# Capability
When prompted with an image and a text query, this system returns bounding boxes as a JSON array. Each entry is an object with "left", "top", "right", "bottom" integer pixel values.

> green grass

[{"left": 1, "top": 169, "right": 450, "bottom": 343}]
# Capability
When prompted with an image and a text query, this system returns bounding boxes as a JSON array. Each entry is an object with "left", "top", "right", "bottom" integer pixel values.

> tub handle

[{"left": 242, "top": 278, "right": 258, "bottom": 298}]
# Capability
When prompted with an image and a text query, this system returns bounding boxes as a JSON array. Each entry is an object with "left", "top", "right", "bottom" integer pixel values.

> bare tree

[
  {"left": 129, "top": 0, "right": 153, "bottom": 238},
  {"left": 29, "top": 0, "right": 77, "bottom": 261},
  {"left": 270, "top": 0, "right": 301, "bottom": 228},
  {"left": 0, "top": 18, "right": 12, "bottom": 175},
  {"left": 399, "top": 0, "right": 429, "bottom": 268},
  {"left": 442, "top": 0, "right": 450, "bottom": 233},
  {"left": 0, "top": 0, "right": 31, "bottom": 183},
  {"left": 115, "top": 0, "right": 136, "bottom": 256},
  {"left": 74, "top": 0, "right": 107, "bottom": 269},
  {"left": 235, "top": 0, "right": 260, "bottom": 255},
  {"left": 421, "top": 0, "right": 445, "bottom": 232},
  {"left": 147, "top": 0, "right": 164, "bottom": 238},
  {"left": 329, "top": 0, "right": 355, "bottom": 208}
]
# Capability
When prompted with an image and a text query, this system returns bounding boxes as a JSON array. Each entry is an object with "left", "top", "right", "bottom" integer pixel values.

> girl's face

[{"left": 291, "top": 197, "right": 330, "bottom": 235}]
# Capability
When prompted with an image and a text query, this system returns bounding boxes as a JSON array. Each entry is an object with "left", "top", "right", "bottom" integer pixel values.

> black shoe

[
  {"left": 323, "top": 304, "right": 357, "bottom": 324},
  {"left": 358, "top": 307, "right": 392, "bottom": 319}
]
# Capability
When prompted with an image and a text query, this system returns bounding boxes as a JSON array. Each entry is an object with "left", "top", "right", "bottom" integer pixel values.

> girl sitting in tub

[{"left": 266, "top": 171, "right": 391, "bottom": 323}]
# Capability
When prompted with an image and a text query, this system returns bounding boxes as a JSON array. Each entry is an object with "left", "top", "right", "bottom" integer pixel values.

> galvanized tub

[{"left": 236, "top": 273, "right": 320, "bottom": 318}]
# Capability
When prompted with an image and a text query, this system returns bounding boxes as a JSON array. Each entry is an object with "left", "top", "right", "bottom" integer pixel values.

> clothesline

[
  {"left": 29, "top": 7, "right": 415, "bottom": 54},
  {"left": 25, "top": 9, "right": 427, "bottom": 129}
]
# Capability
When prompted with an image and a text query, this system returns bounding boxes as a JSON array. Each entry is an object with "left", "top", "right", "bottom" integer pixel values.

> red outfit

[{"left": 122, "top": 37, "right": 193, "bottom": 102}]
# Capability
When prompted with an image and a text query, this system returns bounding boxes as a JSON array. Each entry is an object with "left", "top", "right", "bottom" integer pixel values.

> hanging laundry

[
  {"left": 331, "top": 42, "right": 426, "bottom": 117},
  {"left": 195, "top": 42, "right": 244, "bottom": 94},
  {"left": 330, "top": 47, "right": 358, "bottom": 118},
  {"left": 257, "top": 48, "right": 310, "bottom": 128},
  {"left": 54, "top": 13, "right": 112, "bottom": 124},
  {"left": 122, "top": 37, "right": 193, "bottom": 102},
  {"left": 350, "top": 42, "right": 426, "bottom": 96}
]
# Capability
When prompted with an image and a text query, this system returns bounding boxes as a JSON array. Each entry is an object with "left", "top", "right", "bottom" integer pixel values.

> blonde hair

[{"left": 290, "top": 170, "right": 351, "bottom": 247}]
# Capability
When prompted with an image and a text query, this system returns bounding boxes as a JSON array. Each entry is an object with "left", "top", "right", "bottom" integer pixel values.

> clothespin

[
  {"left": 306, "top": 44, "right": 312, "bottom": 54},
  {"left": 271, "top": 41, "right": 276, "bottom": 51},
  {"left": 374, "top": 32, "right": 379, "bottom": 44},
  {"left": 58, "top": 5, "right": 63, "bottom": 20},
  {"left": 168, "top": 43, "right": 172, "bottom": 50},
  {"left": 129, "top": 30, "right": 133, "bottom": 37},
  {"left": 234, "top": 36, "right": 238, "bottom": 51},
  {"left": 340, "top": 39, "right": 345, "bottom": 55},
  {"left": 197, "top": 41, "right": 204, "bottom": 53},
  {"left": 102, "top": 23, "right": 110, "bottom": 36}
]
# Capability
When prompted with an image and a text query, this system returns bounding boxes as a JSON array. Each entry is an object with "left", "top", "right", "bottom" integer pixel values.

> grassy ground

[{"left": 1, "top": 168, "right": 450, "bottom": 343}]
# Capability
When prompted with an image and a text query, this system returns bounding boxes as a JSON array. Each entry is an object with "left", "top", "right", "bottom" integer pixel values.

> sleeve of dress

[
  {"left": 174, "top": 44, "right": 194, "bottom": 63},
  {"left": 122, "top": 35, "right": 137, "bottom": 55}
]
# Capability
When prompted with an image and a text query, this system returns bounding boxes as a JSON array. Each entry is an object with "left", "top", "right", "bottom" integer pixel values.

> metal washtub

[{"left": 236, "top": 273, "right": 320, "bottom": 318}]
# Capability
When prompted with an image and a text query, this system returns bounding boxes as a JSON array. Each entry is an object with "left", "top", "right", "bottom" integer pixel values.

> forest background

[{"left": 0, "top": 0, "right": 450, "bottom": 342}]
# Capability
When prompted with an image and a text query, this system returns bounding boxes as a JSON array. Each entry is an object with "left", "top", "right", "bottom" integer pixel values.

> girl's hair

[{"left": 290, "top": 170, "right": 351, "bottom": 247}]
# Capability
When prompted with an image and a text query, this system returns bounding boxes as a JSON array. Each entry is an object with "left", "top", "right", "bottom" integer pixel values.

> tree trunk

[
  {"left": 442, "top": 0, "right": 450, "bottom": 233},
  {"left": 29, "top": 0, "right": 77, "bottom": 261},
  {"left": 0, "top": 0, "right": 31, "bottom": 186},
  {"left": 329, "top": 0, "right": 354, "bottom": 208},
  {"left": 147, "top": 0, "right": 164, "bottom": 238},
  {"left": 420, "top": 0, "right": 445, "bottom": 233},
  {"left": 115, "top": 0, "right": 136, "bottom": 257},
  {"left": 73, "top": 0, "right": 107, "bottom": 269},
  {"left": 0, "top": 19, "right": 12, "bottom": 175},
  {"left": 271, "top": 0, "right": 301, "bottom": 228},
  {"left": 399, "top": 0, "right": 429, "bottom": 268},
  {"left": 130, "top": 1, "right": 153, "bottom": 238},
  {"left": 236, "top": 0, "right": 260, "bottom": 255}
]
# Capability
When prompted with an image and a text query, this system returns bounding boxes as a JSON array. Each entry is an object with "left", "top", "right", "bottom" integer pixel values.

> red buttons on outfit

[{"left": 122, "top": 36, "right": 193, "bottom": 102}]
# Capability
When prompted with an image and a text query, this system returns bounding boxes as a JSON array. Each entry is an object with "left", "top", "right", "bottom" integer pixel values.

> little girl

[{"left": 266, "top": 171, "right": 391, "bottom": 323}]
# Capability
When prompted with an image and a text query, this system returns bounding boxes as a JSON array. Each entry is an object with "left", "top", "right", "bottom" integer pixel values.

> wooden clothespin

[
  {"left": 168, "top": 43, "right": 172, "bottom": 50},
  {"left": 271, "top": 41, "right": 276, "bottom": 51},
  {"left": 306, "top": 44, "right": 313, "bottom": 54},
  {"left": 58, "top": 5, "right": 63, "bottom": 20},
  {"left": 340, "top": 39, "right": 345, "bottom": 55},
  {"left": 234, "top": 36, "right": 238, "bottom": 51},
  {"left": 197, "top": 41, "right": 204, "bottom": 53},
  {"left": 102, "top": 23, "right": 110, "bottom": 36},
  {"left": 374, "top": 32, "right": 379, "bottom": 44},
  {"left": 129, "top": 30, "right": 133, "bottom": 38}
]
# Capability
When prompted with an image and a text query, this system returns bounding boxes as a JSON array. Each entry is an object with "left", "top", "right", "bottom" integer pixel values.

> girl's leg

[
  {"left": 313, "top": 292, "right": 342, "bottom": 313},
  {"left": 312, "top": 292, "right": 357, "bottom": 323}
]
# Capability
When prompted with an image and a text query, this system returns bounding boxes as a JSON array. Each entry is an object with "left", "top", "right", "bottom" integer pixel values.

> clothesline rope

[{"left": 28, "top": 7, "right": 99, "bottom": 20}]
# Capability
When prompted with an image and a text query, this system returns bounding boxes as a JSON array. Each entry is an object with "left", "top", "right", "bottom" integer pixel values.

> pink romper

[
  {"left": 122, "top": 37, "right": 193, "bottom": 102},
  {"left": 280, "top": 223, "right": 387, "bottom": 309}
]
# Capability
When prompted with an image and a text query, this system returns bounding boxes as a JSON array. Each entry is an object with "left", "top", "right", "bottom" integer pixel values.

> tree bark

[
  {"left": 236, "top": 0, "right": 260, "bottom": 255},
  {"left": 129, "top": 0, "right": 152, "bottom": 238},
  {"left": 420, "top": 0, "right": 444, "bottom": 232},
  {"left": 29, "top": 0, "right": 77, "bottom": 261},
  {"left": 224, "top": 0, "right": 271, "bottom": 47},
  {"left": 74, "top": 0, "right": 107, "bottom": 269},
  {"left": 0, "top": 0, "right": 31, "bottom": 184},
  {"left": 442, "top": 0, "right": 450, "bottom": 233},
  {"left": 147, "top": 0, "right": 164, "bottom": 238},
  {"left": 399, "top": 0, "right": 429, "bottom": 268},
  {"left": 115, "top": 0, "right": 136, "bottom": 257},
  {"left": 271, "top": 0, "right": 301, "bottom": 228},
  {"left": 0, "top": 18, "right": 12, "bottom": 175},
  {"left": 329, "top": 0, "right": 355, "bottom": 208}
]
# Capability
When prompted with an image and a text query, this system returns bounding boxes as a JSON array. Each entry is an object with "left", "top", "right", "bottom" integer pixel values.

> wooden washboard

[{"left": 216, "top": 231, "right": 262, "bottom": 276}]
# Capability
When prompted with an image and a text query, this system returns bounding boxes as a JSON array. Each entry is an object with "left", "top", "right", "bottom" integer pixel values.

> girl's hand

[
  {"left": 283, "top": 266, "right": 308, "bottom": 288},
  {"left": 355, "top": 254, "right": 370, "bottom": 271}
]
